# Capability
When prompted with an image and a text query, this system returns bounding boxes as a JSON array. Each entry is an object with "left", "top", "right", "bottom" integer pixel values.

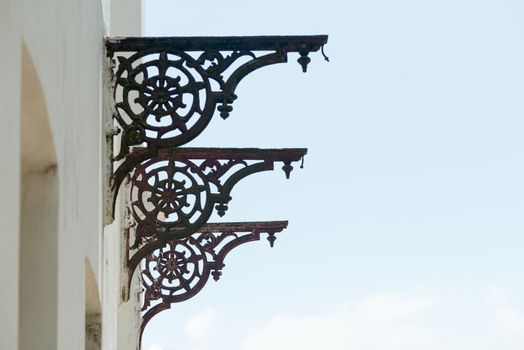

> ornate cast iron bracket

[
  {"left": 123, "top": 147, "right": 306, "bottom": 282},
  {"left": 138, "top": 221, "right": 287, "bottom": 341},
  {"left": 104, "top": 35, "right": 329, "bottom": 349},
  {"left": 105, "top": 35, "right": 327, "bottom": 173}
]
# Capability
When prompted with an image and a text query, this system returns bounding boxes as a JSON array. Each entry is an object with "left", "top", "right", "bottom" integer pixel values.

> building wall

[
  {"left": 0, "top": 2, "right": 22, "bottom": 349},
  {"left": 0, "top": 0, "right": 143, "bottom": 349}
]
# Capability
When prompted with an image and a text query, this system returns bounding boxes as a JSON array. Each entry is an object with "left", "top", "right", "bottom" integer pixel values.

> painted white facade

[{"left": 0, "top": 0, "right": 143, "bottom": 349}]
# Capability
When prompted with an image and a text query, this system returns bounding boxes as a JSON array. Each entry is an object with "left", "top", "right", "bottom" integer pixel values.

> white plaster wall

[
  {"left": 103, "top": 1, "right": 144, "bottom": 349},
  {"left": 0, "top": 3, "right": 21, "bottom": 349},
  {"left": 20, "top": 168, "right": 59, "bottom": 350},
  {"left": 18, "top": 2, "right": 105, "bottom": 348},
  {"left": 0, "top": 0, "right": 143, "bottom": 349},
  {"left": 107, "top": 0, "right": 146, "bottom": 348}
]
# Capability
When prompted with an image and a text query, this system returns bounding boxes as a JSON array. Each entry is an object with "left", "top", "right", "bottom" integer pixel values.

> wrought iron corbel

[
  {"left": 123, "top": 147, "right": 306, "bottom": 282},
  {"left": 105, "top": 35, "right": 327, "bottom": 173},
  {"left": 138, "top": 221, "right": 288, "bottom": 342},
  {"left": 103, "top": 35, "right": 329, "bottom": 350}
]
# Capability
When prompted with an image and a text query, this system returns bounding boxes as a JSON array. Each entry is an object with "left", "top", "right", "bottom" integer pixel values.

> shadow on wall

[
  {"left": 86, "top": 258, "right": 102, "bottom": 350},
  {"left": 19, "top": 42, "right": 59, "bottom": 350}
]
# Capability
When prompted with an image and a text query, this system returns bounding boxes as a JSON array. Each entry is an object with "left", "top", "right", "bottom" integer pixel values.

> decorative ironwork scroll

[
  {"left": 138, "top": 221, "right": 287, "bottom": 341},
  {"left": 105, "top": 34, "right": 329, "bottom": 349},
  {"left": 123, "top": 147, "right": 306, "bottom": 279},
  {"left": 105, "top": 36, "right": 328, "bottom": 160}
]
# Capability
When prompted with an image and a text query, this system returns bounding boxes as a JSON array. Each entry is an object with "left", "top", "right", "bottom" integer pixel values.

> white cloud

[
  {"left": 242, "top": 294, "right": 438, "bottom": 350},
  {"left": 496, "top": 307, "right": 524, "bottom": 332},
  {"left": 145, "top": 287, "right": 524, "bottom": 350},
  {"left": 183, "top": 309, "right": 217, "bottom": 342},
  {"left": 354, "top": 294, "right": 435, "bottom": 322},
  {"left": 485, "top": 286, "right": 508, "bottom": 305},
  {"left": 147, "top": 345, "right": 165, "bottom": 350},
  {"left": 483, "top": 286, "right": 524, "bottom": 347},
  {"left": 495, "top": 307, "right": 524, "bottom": 341}
]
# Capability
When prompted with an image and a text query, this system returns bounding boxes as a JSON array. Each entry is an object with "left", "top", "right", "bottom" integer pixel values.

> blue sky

[{"left": 142, "top": 1, "right": 524, "bottom": 349}]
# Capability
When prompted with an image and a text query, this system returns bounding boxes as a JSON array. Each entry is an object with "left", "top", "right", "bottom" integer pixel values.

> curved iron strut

[
  {"left": 138, "top": 221, "right": 288, "bottom": 343},
  {"left": 105, "top": 35, "right": 328, "bottom": 349}
]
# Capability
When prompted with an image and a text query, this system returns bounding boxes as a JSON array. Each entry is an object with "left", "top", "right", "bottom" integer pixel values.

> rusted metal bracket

[
  {"left": 123, "top": 147, "right": 305, "bottom": 278},
  {"left": 105, "top": 35, "right": 327, "bottom": 166},
  {"left": 138, "top": 221, "right": 288, "bottom": 343},
  {"left": 104, "top": 35, "right": 328, "bottom": 349}
]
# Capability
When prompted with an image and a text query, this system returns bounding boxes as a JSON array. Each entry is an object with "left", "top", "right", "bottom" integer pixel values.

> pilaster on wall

[
  {"left": 101, "top": 105, "right": 141, "bottom": 350},
  {"left": 102, "top": 2, "right": 144, "bottom": 349}
]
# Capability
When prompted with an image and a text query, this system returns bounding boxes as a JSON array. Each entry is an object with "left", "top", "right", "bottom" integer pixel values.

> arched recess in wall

[
  {"left": 19, "top": 42, "right": 59, "bottom": 350},
  {"left": 85, "top": 258, "right": 102, "bottom": 350}
]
